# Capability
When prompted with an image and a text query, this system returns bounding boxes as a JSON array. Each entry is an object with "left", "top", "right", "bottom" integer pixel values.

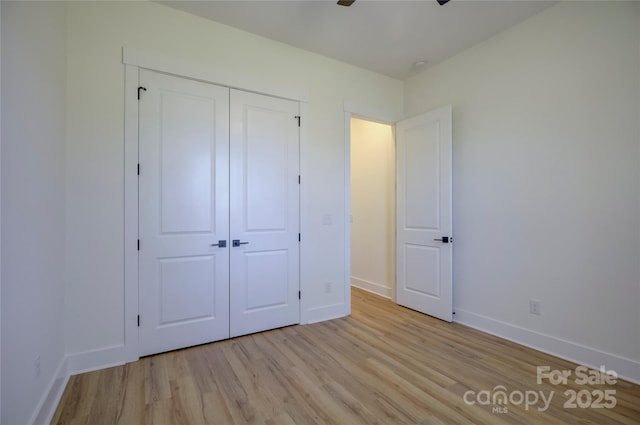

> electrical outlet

[
  {"left": 324, "top": 282, "right": 332, "bottom": 293},
  {"left": 529, "top": 300, "right": 541, "bottom": 316},
  {"left": 35, "top": 356, "right": 41, "bottom": 380}
]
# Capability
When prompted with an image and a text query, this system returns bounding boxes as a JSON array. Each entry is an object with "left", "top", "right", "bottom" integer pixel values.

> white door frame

[
  {"left": 345, "top": 114, "right": 398, "bottom": 304},
  {"left": 344, "top": 101, "right": 403, "bottom": 310},
  {"left": 123, "top": 48, "right": 308, "bottom": 361},
  {"left": 344, "top": 102, "right": 453, "bottom": 314}
]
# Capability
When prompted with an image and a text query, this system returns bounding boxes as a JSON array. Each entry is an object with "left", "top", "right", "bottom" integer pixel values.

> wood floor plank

[
  {"left": 200, "top": 390, "right": 236, "bottom": 425},
  {"left": 115, "top": 361, "right": 145, "bottom": 425},
  {"left": 52, "top": 288, "right": 640, "bottom": 424},
  {"left": 145, "top": 398, "right": 176, "bottom": 425},
  {"left": 144, "top": 355, "right": 171, "bottom": 405},
  {"left": 220, "top": 340, "right": 282, "bottom": 422}
]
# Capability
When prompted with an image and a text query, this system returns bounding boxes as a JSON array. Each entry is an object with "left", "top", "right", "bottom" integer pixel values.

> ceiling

[{"left": 158, "top": 0, "right": 554, "bottom": 80}]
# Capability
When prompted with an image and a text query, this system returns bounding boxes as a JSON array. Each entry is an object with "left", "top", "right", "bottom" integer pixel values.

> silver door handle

[
  {"left": 232, "top": 240, "right": 249, "bottom": 247},
  {"left": 210, "top": 240, "right": 226, "bottom": 248},
  {"left": 433, "top": 236, "right": 451, "bottom": 243}
]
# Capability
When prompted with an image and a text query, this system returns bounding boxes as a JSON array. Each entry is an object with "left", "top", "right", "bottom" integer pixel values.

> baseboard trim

[
  {"left": 304, "top": 302, "right": 347, "bottom": 324},
  {"left": 454, "top": 308, "right": 640, "bottom": 385},
  {"left": 30, "top": 356, "right": 69, "bottom": 425},
  {"left": 66, "top": 344, "right": 129, "bottom": 376},
  {"left": 350, "top": 277, "right": 392, "bottom": 299}
]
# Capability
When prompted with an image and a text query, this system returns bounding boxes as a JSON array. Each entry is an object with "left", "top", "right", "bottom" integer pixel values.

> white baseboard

[
  {"left": 30, "top": 356, "right": 69, "bottom": 425},
  {"left": 66, "top": 344, "right": 129, "bottom": 376},
  {"left": 28, "top": 343, "right": 133, "bottom": 425},
  {"left": 351, "top": 276, "right": 392, "bottom": 299},
  {"left": 454, "top": 308, "right": 640, "bottom": 385},
  {"left": 303, "top": 302, "right": 347, "bottom": 324}
]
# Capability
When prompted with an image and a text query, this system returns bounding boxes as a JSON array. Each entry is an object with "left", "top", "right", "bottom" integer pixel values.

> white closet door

[
  {"left": 229, "top": 89, "right": 300, "bottom": 337},
  {"left": 139, "top": 70, "right": 230, "bottom": 356}
]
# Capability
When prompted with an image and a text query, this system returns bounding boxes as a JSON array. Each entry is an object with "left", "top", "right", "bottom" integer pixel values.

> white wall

[
  {"left": 405, "top": 1, "right": 640, "bottom": 381},
  {"left": 1, "top": 3, "right": 3, "bottom": 421},
  {"left": 350, "top": 118, "right": 394, "bottom": 298},
  {"left": 65, "top": 1, "right": 403, "bottom": 359},
  {"left": 1, "top": 2, "right": 68, "bottom": 424}
]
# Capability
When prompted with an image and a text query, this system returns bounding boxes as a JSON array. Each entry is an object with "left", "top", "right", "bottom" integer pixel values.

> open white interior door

[{"left": 396, "top": 106, "right": 453, "bottom": 322}]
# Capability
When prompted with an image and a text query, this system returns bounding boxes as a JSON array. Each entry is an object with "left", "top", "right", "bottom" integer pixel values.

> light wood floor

[{"left": 52, "top": 288, "right": 640, "bottom": 424}]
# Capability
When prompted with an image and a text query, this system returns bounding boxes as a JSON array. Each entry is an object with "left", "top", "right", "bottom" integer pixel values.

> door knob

[
  {"left": 210, "top": 240, "right": 226, "bottom": 248},
  {"left": 433, "top": 236, "right": 451, "bottom": 243},
  {"left": 232, "top": 240, "right": 249, "bottom": 247}
]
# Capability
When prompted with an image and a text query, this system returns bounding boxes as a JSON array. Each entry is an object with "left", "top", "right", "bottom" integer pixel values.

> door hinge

[
  {"left": 298, "top": 291, "right": 301, "bottom": 300},
  {"left": 298, "top": 233, "right": 301, "bottom": 242},
  {"left": 137, "top": 163, "right": 140, "bottom": 175},
  {"left": 137, "top": 239, "right": 140, "bottom": 251},
  {"left": 137, "top": 86, "right": 147, "bottom": 100},
  {"left": 294, "top": 115, "right": 301, "bottom": 127},
  {"left": 137, "top": 315, "right": 140, "bottom": 327},
  {"left": 298, "top": 175, "right": 300, "bottom": 184}
]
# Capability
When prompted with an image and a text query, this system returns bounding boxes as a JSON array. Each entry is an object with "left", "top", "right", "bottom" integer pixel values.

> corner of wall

[
  {"left": 30, "top": 357, "right": 69, "bottom": 425},
  {"left": 66, "top": 345, "right": 128, "bottom": 376},
  {"left": 637, "top": 1, "right": 640, "bottom": 372},
  {"left": 0, "top": 2, "right": 3, "bottom": 421},
  {"left": 2, "top": 2, "right": 70, "bottom": 422}
]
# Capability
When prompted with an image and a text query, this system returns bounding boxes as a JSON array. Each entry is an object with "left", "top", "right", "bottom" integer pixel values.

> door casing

[
  {"left": 138, "top": 73, "right": 301, "bottom": 356},
  {"left": 345, "top": 106, "right": 453, "bottom": 321},
  {"left": 123, "top": 49, "right": 309, "bottom": 362}
]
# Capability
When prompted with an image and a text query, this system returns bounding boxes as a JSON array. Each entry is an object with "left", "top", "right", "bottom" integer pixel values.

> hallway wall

[{"left": 350, "top": 118, "right": 395, "bottom": 298}]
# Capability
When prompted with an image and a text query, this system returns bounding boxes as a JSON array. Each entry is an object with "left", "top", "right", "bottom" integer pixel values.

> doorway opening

[
  {"left": 349, "top": 117, "right": 396, "bottom": 300},
  {"left": 347, "top": 106, "right": 453, "bottom": 322}
]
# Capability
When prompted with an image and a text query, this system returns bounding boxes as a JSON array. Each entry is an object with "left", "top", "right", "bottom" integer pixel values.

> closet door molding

[
  {"left": 123, "top": 47, "right": 309, "bottom": 103},
  {"left": 124, "top": 50, "right": 308, "bottom": 362},
  {"left": 124, "top": 52, "right": 307, "bottom": 361}
]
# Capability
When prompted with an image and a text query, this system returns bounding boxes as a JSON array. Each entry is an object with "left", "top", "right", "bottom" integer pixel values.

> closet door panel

[
  {"left": 229, "top": 89, "right": 300, "bottom": 337},
  {"left": 138, "top": 70, "right": 230, "bottom": 356}
]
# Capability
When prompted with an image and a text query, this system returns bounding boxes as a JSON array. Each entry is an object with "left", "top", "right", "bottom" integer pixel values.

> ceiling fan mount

[{"left": 338, "top": 0, "right": 450, "bottom": 6}]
